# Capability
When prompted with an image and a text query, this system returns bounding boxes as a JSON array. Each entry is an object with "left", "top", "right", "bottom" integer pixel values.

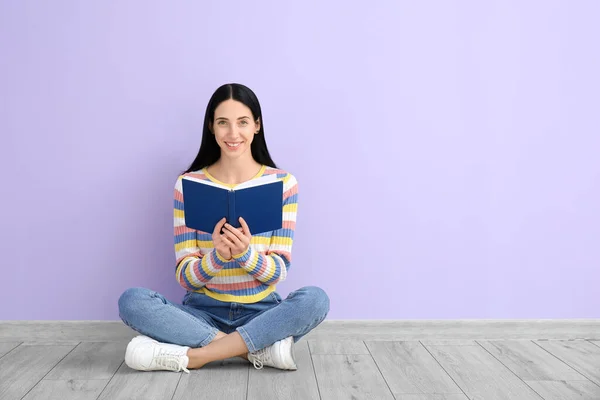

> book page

[
  {"left": 182, "top": 176, "right": 229, "bottom": 190},
  {"left": 234, "top": 174, "right": 279, "bottom": 190}
]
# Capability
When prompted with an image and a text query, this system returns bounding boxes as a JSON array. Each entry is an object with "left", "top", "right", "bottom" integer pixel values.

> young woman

[{"left": 118, "top": 83, "right": 330, "bottom": 373}]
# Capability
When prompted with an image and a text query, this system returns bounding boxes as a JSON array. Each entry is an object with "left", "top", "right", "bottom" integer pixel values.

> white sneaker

[
  {"left": 125, "top": 335, "right": 190, "bottom": 373},
  {"left": 247, "top": 336, "right": 297, "bottom": 370}
]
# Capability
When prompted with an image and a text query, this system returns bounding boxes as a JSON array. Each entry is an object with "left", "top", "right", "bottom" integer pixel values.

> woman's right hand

[{"left": 212, "top": 217, "right": 232, "bottom": 260}]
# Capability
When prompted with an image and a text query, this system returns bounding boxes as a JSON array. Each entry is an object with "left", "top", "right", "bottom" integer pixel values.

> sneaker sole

[
  {"left": 282, "top": 337, "right": 298, "bottom": 370},
  {"left": 125, "top": 335, "right": 156, "bottom": 370}
]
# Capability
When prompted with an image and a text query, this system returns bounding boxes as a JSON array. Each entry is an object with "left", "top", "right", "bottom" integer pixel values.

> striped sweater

[{"left": 173, "top": 165, "right": 298, "bottom": 303}]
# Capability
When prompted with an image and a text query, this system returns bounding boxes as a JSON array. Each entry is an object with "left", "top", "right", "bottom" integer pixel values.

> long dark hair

[{"left": 183, "top": 83, "right": 277, "bottom": 173}]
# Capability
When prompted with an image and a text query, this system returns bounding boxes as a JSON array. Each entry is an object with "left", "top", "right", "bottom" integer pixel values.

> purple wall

[{"left": 1, "top": 1, "right": 599, "bottom": 320}]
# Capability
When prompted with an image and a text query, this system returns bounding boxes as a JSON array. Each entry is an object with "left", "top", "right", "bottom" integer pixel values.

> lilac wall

[{"left": 1, "top": 1, "right": 599, "bottom": 320}]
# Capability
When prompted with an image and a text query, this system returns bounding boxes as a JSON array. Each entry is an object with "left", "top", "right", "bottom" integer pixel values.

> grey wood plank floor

[{"left": 1, "top": 337, "right": 599, "bottom": 400}]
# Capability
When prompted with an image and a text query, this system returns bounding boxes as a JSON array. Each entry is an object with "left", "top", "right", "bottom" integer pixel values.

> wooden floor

[{"left": 1, "top": 322, "right": 600, "bottom": 399}]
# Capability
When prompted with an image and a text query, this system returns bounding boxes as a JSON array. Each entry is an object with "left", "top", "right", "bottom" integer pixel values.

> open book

[{"left": 181, "top": 174, "right": 284, "bottom": 235}]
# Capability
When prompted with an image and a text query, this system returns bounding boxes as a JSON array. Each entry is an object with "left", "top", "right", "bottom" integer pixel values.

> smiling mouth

[{"left": 225, "top": 142, "right": 242, "bottom": 149}]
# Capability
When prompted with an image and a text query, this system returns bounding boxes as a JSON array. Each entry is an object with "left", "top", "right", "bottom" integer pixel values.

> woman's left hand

[{"left": 221, "top": 217, "right": 252, "bottom": 257}]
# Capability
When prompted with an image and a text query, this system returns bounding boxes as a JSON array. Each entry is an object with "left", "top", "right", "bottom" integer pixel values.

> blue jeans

[{"left": 118, "top": 286, "right": 330, "bottom": 353}]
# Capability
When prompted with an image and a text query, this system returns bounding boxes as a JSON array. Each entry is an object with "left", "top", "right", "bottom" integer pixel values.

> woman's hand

[
  {"left": 221, "top": 217, "right": 252, "bottom": 257},
  {"left": 212, "top": 217, "right": 232, "bottom": 260}
]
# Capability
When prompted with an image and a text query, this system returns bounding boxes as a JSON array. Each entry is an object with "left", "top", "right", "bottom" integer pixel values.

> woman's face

[{"left": 211, "top": 99, "right": 260, "bottom": 160}]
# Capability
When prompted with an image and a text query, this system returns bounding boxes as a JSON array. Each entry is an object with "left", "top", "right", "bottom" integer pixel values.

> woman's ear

[
  {"left": 255, "top": 118, "right": 261, "bottom": 133},
  {"left": 208, "top": 122, "right": 213, "bottom": 134}
]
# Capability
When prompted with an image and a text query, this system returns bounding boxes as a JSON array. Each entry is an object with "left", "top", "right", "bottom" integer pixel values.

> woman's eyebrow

[{"left": 215, "top": 116, "right": 251, "bottom": 120}]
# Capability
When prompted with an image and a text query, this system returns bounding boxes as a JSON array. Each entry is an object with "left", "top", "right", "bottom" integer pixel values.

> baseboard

[
  {"left": 1, "top": 319, "right": 599, "bottom": 342},
  {"left": 309, "top": 319, "right": 600, "bottom": 340}
]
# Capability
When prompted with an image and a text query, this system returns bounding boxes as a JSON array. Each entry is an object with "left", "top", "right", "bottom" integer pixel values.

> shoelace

[
  {"left": 154, "top": 348, "right": 190, "bottom": 373},
  {"left": 249, "top": 347, "right": 272, "bottom": 370}
]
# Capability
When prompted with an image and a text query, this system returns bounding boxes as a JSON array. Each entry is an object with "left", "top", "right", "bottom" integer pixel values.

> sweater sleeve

[
  {"left": 173, "top": 175, "right": 229, "bottom": 290},
  {"left": 232, "top": 173, "right": 298, "bottom": 285}
]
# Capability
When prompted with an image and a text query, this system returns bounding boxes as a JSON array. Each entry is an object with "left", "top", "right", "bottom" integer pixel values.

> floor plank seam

[
  {"left": 169, "top": 365, "right": 185, "bottom": 400},
  {"left": 418, "top": 340, "right": 471, "bottom": 400},
  {"left": 363, "top": 340, "right": 396, "bottom": 399},
  {"left": 94, "top": 360, "right": 124, "bottom": 400},
  {"left": 587, "top": 340, "right": 600, "bottom": 349},
  {"left": 0, "top": 342, "right": 23, "bottom": 361},
  {"left": 474, "top": 340, "right": 546, "bottom": 400},
  {"left": 244, "top": 358, "right": 250, "bottom": 400},
  {"left": 530, "top": 340, "right": 600, "bottom": 389},
  {"left": 307, "top": 341, "right": 323, "bottom": 400},
  {"left": 19, "top": 342, "right": 82, "bottom": 400}
]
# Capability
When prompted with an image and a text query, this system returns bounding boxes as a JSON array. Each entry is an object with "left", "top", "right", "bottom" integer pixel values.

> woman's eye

[
  {"left": 240, "top": 120, "right": 248, "bottom": 125},
  {"left": 218, "top": 121, "right": 226, "bottom": 125}
]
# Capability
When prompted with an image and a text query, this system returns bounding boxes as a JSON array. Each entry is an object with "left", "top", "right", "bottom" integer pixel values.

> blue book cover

[{"left": 181, "top": 174, "right": 284, "bottom": 235}]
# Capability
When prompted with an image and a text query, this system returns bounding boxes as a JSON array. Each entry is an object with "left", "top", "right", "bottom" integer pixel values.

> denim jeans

[{"left": 118, "top": 285, "right": 330, "bottom": 353}]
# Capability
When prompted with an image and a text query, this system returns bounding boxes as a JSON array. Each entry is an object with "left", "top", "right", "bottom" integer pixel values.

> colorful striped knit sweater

[{"left": 173, "top": 165, "right": 298, "bottom": 303}]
